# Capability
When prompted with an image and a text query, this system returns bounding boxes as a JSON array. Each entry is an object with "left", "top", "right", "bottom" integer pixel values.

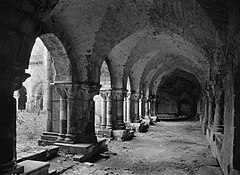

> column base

[
  {"left": 96, "top": 128, "right": 112, "bottom": 138},
  {"left": 65, "top": 134, "right": 79, "bottom": 144},
  {"left": 54, "top": 138, "right": 107, "bottom": 159},
  {"left": 116, "top": 123, "right": 126, "bottom": 130},
  {"left": 57, "top": 134, "right": 66, "bottom": 142},
  {"left": 38, "top": 132, "right": 59, "bottom": 146},
  {"left": 2, "top": 165, "right": 24, "bottom": 175}
]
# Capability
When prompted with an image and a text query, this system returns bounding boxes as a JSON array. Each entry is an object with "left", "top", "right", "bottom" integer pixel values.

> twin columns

[{"left": 98, "top": 90, "right": 157, "bottom": 131}]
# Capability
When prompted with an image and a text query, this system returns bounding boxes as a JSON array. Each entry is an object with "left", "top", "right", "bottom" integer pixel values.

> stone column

[
  {"left": 199, "top": 98, "right": 205, "bottom": 124},
  {"left": 0, "top": 68, "right": 29, "bottom": 173},
  {"left": 13, "top": 91, "right": 20, "bottom": 111},
  {"left": 140, "top": 95, "right": 145, "bottom": 119},
  {"left": 202, "top": 95, "right": 209, "bottom": 135},
  {"left": 111, "top": 89, "right": 126, "bottom": 129},
  {"left": 55, "top": 87, "right": 67, "bottom": 141},
  {"left": 130, "top": 92, "right": 141, "bottom": 123},
  {"left": 144, "top": 95, "right": 150, "bottom": 118},
  {"left": 0, "top": 1, "right": 58, "bottom": 173},
  {"left": 78, "top": 83, "right": 101, "bottom": 143},
  {"left": 150, "top": 95, "right": 157, "bottom": 117},
  {"left": 213, "top": 87, "right": 224, "bottom": 132},
  {"left": 100, "top": 91, "right": 107, "bottom": 129},
  {"left": 126, "top": 92, "right": 131, "bottom": 123},
  {"left": 139, "top": 94, "right": 143, "bottom": 118},
  {"left": 208, "top": 94, "right": 215, "bottom": 127},
  {"left": 106, "top": 91, "right": 113, "bottom": 129},
  {"left": 46, "top": 53, "right": 53, "bottom": 132},
  {"left": 123, "top": 96, "right": 127, "bottom": 122}
]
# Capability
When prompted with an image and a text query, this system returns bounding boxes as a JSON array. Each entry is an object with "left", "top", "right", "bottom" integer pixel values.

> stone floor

[{"left": 61, "top": 121, "right": 223, "bottom": 175}]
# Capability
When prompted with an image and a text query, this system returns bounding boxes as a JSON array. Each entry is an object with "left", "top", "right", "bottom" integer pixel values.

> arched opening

[
  {"left": 16, "top": 34, "right": 72, "bottom": 155},
  {"left": 156, "top": 69, "right": 201, "bottom": 120},
  {"left": 94, "top": 61, "right": 112, "bottom": 131}
]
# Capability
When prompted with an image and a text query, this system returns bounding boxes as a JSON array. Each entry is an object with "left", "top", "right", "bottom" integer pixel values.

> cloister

[{"left": 0, "top": 1, "right": 240, "bottom": 174}]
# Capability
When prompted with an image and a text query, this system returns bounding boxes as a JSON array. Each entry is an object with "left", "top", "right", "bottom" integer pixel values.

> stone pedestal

[
  {"left": 18, "top": 160, "right": 50, "bottom": 175},
  {"left": 2, "top": 165, "right": 24, "bottom": 175}
]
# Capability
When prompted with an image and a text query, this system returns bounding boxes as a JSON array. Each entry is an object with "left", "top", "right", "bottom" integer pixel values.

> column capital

[
  {"left": 130, "top": 92, "right": 141, "bottom": 101},
  {"left": 54, "top": 82, "right": 73, "bottom": 99},
  {"left": 100, "top": 89, "right": 112, "bottom": 100},
  {"left": 0, "top": 67, "right": 30, "bottom": 99},
  {"left": 111, "top": 88, "right": 127, "bottom": 100}
]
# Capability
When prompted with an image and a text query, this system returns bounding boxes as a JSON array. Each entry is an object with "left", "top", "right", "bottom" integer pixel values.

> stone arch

[
  {"left": 155, "top": 69, "right": 201, "bottom": 118},
  {"left": 151, "top": 65, "right": 204, "bottom": 96},
  {"left": 39, "top": 33, "right": 72, "bottom": 83},
  {"left": 124, "top": 32, "right": 210, "bottom": 91},
  {"left": 94, "top": 60, "right": 112, "bottom": 129},
  {"left": 43, "top": 0, "right": 217, "bottom": 85}
]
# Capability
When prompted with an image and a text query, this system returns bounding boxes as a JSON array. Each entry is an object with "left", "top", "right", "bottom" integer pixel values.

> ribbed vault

[{"left": 42, "top": 0, "right": 221, "bottom": 85}]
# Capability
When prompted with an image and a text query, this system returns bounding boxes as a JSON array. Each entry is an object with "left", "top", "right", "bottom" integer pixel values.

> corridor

[{"left": 64, "top": 121, "right": 221, "bottom": 175}]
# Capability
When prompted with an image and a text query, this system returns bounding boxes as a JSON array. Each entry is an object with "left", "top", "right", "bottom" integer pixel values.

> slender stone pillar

[
  {"left": 139, "top": 94, "right": 143, "bottom": 118},
  {"left": 140, "top": 95, "right": 145, "bottom": 119},
  {"left": 100, "top": 91, "right": 107, "bottom": 129},
  {"left": 106, "top": 91, "right": 113, "bottom": 129},
  {"left": 208, "top": 95, "right": 215, "bottom": 127},
  {"left": 126, "top": 92, "right": 131, "bottom": 123},
  {"left": 13, "top": 91, "right": 20, "bottom": 111},
  {"left": 213, "top": 88, "right": 224, "bottom": 132},
  {"left": 46, "top": 53, "right": 53, "bottom": 132},
  {"left": 144, "top": 96, "right": 150, "bottom": 117},
  {"left": 130, "top": 92, "right": 141, "bottom": 123},
  {"left": 123, "top": 96, "right": 127, "bottom": 122},
  {"left": 202, "top": 96, "right": 209, "bottom": 135},
  {"left": 150, "top": 95, "right": 157, "bottom": 116},
  {"left": 55, "top": 88, "right": 67, "bottom": 141},
  {"left": 111, "top": 89, "right": 126, "bottom": 129}
]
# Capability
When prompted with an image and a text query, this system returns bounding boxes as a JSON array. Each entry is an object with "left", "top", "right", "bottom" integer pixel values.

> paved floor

[{"left": 62, "top": 121, "right": 222, "bottom": 175}]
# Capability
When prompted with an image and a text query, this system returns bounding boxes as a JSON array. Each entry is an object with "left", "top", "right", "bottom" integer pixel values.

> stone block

[
  {"left": 18, "top": 160, "right": 50, "bottom": 175},
  {"left": 196, "top": 166, "right": 223, "bottom": 175},
  {"left": 54, "top": 142, "right": 94, "bottom": 155},
  {"left": 2, "top": 165, "right": 24, "bottom": 175},
  {"left": 54, "top": 139, "right": 107, "bottom": 161},
  {"left": 112, "top": 129, "right": 134, "bottom": 141},
  {"left": 96, "top": 128, "right": 112, "bottom": 138},
  {"left": 38, "top": 132, "right": 59, "bottom": 146}
]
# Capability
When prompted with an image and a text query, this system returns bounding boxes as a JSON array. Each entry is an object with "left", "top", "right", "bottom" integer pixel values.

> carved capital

[
  {"left": 111, "top": 89, "right": 126, "bottom": 101},
  {"left": 0, "top": 67, "right": 30, "bottom": 99},
  {"left": 130, "top": 92, "right": 140, "bottom": 101},
  {"left": 100, "top": 90, "right": 112, "bottom": 100},
  {"left": 53, "top": 82, "right": 76, "bottom": 100}
]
